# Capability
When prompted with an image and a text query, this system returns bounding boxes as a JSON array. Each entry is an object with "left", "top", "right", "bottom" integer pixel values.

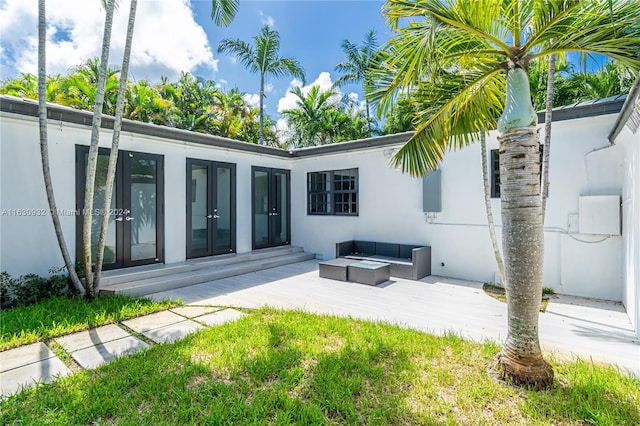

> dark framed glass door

[
  {"left": 76, "top": 146, "right": 164, "bottom": 269},
  {"left": 186, "top": 159, "right": 236, "bottom": 258},
  {"left": 252, "top": 167, "right": 290, "bottom": 249}
]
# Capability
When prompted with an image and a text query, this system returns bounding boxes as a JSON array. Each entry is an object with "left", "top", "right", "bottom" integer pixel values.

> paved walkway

[
  {"left": 0, "top": 307, "right": 245, "bottom": 397},
  {"left": 149, "top": 260, "right": 639, "bottom": 377},
  {"left": 2, "top": 260, "right": 638, "bottom": 397}
]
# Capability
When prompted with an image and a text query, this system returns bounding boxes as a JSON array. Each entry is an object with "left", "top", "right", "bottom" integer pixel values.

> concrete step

[
  {"left": 100, "top": 246, "right": 304, "bottom": 287},
  {"left": 99, "top": 250, "right": 315, "bottom": 297}
]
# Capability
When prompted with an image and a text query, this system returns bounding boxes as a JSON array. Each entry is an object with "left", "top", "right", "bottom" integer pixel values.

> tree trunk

[
  {"left": 480, "top": 130, "right": 505, "bottom": 286},
  {"left": 94, "top": 0, "right": 138, "bottom": 293},
  {"left": 81, "top": 0, "right": 115, "bottom": 298},
  {"left": 38, "top": 0, "right": 85, "bottom": 295},
  {"left": 496, "top": 67, "right": 553, "bottom": 389},
  {"left": 259, "top": 72, "right": 265, "bottom": 145},
  {"left": 541, "top": 54, "right": 557, "bottom": 216}
]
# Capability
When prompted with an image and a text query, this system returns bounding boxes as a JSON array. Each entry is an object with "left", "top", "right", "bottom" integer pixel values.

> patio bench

[{"left": 336, "top": 240, "right": 431, "bottom": 280}]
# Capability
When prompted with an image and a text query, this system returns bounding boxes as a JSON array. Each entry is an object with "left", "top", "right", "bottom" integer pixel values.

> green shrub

[{"left": 0, "top": 270, "right": 70, "bottom": 310}]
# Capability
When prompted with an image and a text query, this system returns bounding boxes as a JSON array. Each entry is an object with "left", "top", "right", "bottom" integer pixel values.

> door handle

[
  {"left": 125, "top": 216, "right": 134, "bottom": 221},
  {"left": 206, "top": 214, "right": 213, "bottom": 219},
  {"left": 213, "top": 214, "right": 220, "bottom": 219},
  {"left": 114, "top": 216, "right": 123, "bottom": 222}
]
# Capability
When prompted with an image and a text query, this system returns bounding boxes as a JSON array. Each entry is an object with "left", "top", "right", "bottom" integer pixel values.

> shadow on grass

[{"left": 1, "top": 310, "right": 638, "bottom": 425}]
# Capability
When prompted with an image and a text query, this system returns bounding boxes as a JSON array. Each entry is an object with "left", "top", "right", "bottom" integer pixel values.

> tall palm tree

[
  {"left": 81, "top": 0, "right": 116, "bottom": 297},
  {"left": 218, "top": 25, "right": 306, "bottom": 144},
  {"left": 372, "top": 0, "right": 640, "bottom": 389},
  {"left": 93, "top": 0, "right": 138, "bottom": 293},
  {"left": 37, "top": 0, "right": 85, "bottom": 294},
  {"left": 334, "top": 29, "right": 379, "bottom": 121}
]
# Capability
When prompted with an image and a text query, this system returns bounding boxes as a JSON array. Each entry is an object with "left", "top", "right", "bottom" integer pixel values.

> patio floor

[{"left": 150, "top": 259, "right": 640, "bottom": 377}]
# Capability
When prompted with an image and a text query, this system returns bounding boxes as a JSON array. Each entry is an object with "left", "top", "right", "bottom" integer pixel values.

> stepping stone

[
  {"left": 196, "top": 308, "right": 245, "bottom": 326},
  {"left": 142, "top": 320, "right": 204, "bottom": 344},
  {"left": 0, "top": 345, "right": 70, "bottom": 397},
  {"left": 170, "top": 306, "right": 219, "bottom": 318},
  {"left": 55, "top": 324, "right": 131, "bottom": 353},
  {"left": 70, "top": 336, "right": 149, "bottom": 369},
  {"left": 122, "top": 310, "right": 185, "bottom": 333},
  {"left": 1, "top": 342, "right": 55, "bottom": 372}
]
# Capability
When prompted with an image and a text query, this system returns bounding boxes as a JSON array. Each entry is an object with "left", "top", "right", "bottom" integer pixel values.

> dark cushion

[
  {"left": 399, "top": 244, "right": 420, "bottom": 259},
  {"left": 353, "top": 241, "right": 375, "bottom": 255},
  {"left": 336, "top": 241, "right": 354, "bottom": 257},
  {"left": 376, "top": 242, "right": 399, "bottom": 258}
]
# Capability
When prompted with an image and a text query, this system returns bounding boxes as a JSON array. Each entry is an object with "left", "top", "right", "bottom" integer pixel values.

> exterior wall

[
  {"left": 0, "top": 112, "right": 289, "bottom": 276},
  {"left": 292, "top": 114, "right": 623, "bottom": 301},
  {"left": 616, "top": 125, "right": 640, "bottom": 338},
  {"left": 0, "top": 105, "right": 627, "bottom": 303}
]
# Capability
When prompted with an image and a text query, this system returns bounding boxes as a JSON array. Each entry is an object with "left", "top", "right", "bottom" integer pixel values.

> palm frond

[
  {"left": 211, "top": 0, "right": 239, "bottom": 27},
  {"left": 392, "top": 67, "right": 505, "bottom": 176}
]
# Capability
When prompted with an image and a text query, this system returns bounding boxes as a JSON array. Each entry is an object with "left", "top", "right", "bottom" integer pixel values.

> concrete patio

[{"left": 150, "top": 259, "right": 640, "bottom": 377}]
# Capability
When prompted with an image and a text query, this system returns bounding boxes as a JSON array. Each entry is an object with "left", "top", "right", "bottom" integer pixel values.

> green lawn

[
  {"left": 0, "top": 295, "right": 179, "bottom": 350},
  {"left": 1, "top": 309, "right": 638, "bottom": 425}
]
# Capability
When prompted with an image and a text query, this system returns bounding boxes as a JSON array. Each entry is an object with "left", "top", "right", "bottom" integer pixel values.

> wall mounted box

[
  {"left": 578, "top": 195, "right": 621, "bottom": 235},
  {"left": 422, "top": 170, "right": 442, "bottom": 212}
]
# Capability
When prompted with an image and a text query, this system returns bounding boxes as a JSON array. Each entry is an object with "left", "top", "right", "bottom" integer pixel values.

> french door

[
  {"left": 76, "top": 146, "right": 164, "bottom": 269},
  {"left": 252, "top": 167, "right": 290, "bottom": 249},
  {"left": 186, "top": 159, "right": 236, "bottom": 258}
]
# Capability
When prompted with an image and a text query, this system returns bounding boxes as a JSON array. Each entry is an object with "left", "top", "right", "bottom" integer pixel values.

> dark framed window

[
  {"left": 490, "top": 146, "right": 544, "bottom": 198},
  {"left": 307, "top": 168, "right": 358, "bottom": 215}
]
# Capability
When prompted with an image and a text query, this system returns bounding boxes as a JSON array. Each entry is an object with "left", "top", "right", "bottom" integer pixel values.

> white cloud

[
  {"left": 276, "top": 72, "right": 340, "bottom": 113},
  {"left": 258, "top": 10, "right": 275, "bottom": 28},
  {"left": 264, "top": 82, "right": 274, "bottom": 94},
  {"left": 0, "top": 0, "right": 216, "bottom": 81},
  {"left": 243, "top": 93, "right": 260, "bottom": 108}
]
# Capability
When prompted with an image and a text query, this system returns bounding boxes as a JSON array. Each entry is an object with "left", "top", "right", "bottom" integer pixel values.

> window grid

[{"left": 307, "top": 169, "right": 358, "bottom": 216}]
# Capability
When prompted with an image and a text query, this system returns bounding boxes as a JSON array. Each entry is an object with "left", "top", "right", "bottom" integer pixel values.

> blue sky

[
  {"left": 0, "top": 0, "right": 611, "bottom": 124},
  {"left": 189, "top": 0, "right": 390, "bottom": 119},
  {"left": 0, "top": 0, "right": 391, "bottom": 122}
]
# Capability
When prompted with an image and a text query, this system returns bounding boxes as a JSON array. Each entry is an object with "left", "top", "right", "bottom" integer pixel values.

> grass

[
  {"left": 0, "top": 294, "right": 180, "bottom": 350},
  {"left": 1, "top": 309, "right": 638, "bottom": 425},
  {"left": 483, "top": 283, "right": 553, "bottom": 312}
]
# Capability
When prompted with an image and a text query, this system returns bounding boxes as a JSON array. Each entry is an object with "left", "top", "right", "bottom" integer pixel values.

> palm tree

[
  {"left": 37, "top": 0, "right": 84, "bottom": 294},
  {"left": 93, "top": 0, "right": 138, "bottom": 293},
  {"left": 373, "top": 0, "right": 640, "bottom": 389},
  {"left": 281, "top": 85, "right": 337, "bottom": 146},
  {"left": 218, "top": 25, "right": 306, "bottom": 144},
  {"left": 81, "top": 0, "right": 117, "bottom": 297},
  {"left": 334, "top": 29, "right": 379, "bottom": 121}
]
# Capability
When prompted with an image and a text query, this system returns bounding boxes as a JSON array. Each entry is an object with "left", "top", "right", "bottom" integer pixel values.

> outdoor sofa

[{"left": 335, "top": 240, "right": 431, "bottom": 280}]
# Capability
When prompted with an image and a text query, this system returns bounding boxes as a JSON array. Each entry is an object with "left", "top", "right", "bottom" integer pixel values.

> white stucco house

[{"left": 1, "top": 76, "right": 638, "bottom": 338}]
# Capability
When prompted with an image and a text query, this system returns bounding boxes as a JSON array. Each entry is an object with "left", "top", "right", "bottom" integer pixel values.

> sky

[{"left": 0, "top": 0, "right": 391, "bottom": 123}]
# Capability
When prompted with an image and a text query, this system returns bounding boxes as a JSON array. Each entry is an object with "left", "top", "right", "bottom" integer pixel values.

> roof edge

[{"left": 0, "top": 95, "right": 290, "bottom": 158}]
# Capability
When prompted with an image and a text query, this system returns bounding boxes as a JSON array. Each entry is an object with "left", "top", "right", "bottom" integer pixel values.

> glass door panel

[
  {"left": 90, "top": 153, "right": 118, "bottom": 266},
  {"left": 190, "top": 164, "right": 209, "bottom": 254},
  {"left": 127, "top": 156, "right": 158, "bottom": 263},
  {"left": 215, "top": 166, "right": 233, "bottom": 251},
  {"left": 272, "top": 171, "right": 289, "bottom": 245},
  {"left": 253, "top": 169, "right": 270, "bottom": 249}
]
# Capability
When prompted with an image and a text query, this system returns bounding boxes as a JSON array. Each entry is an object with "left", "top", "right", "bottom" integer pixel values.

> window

[
  {"left": 307, "top": 168, "right": 358, "bottom": 215},
  {"left": 490, "top": 147, "right": 544, "bottom": 198}
]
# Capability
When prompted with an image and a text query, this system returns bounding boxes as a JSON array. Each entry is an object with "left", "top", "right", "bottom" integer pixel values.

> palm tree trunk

[
  {"left": 259, "top": 73, "right": 265, "bottom": 145},
  {"left": 496, "top": 68, "right": 553, "bottom": 390},
  {"left": 94, "top": 0, "right": 138, "bottom": 293},
  {"left": 82, "top": 0, "right": 115, "bottom": 298},
  {"left": 38, "top": 0, "right": 85, "bottom": 295},
  {"left": 480, "top": 130, "right": 505, "bottom": 286},
  {"left": 541, "top": 54, "right": 557, "bottom": 215}
]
